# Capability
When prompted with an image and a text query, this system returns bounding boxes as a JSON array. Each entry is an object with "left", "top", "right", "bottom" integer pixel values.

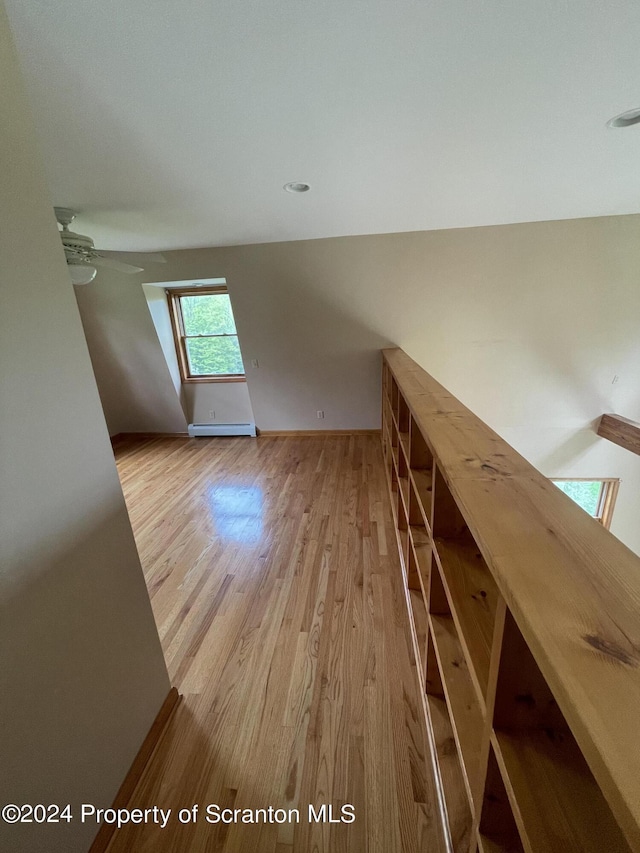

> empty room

[{"left": 2, "top": 1, "right": 640, "bottom": 852}]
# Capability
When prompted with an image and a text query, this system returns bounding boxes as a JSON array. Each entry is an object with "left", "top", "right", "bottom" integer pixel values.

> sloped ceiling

[{"left": 5, "top": 0, "right": 640, "bottom": 250}]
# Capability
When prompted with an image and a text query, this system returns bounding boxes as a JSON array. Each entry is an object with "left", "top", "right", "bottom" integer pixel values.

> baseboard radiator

[{"left": 188, "top": 422, "right": 257, "bottom": 437}]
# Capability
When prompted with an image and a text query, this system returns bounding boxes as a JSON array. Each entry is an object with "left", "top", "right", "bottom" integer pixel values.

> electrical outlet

[
  {"left": 209, "top": 410, "right": 215, "bottom": 420},
  {"left": 317, "top": 410, "right": 324, "bottom": 419},
  {"left": 251, "top": 359, "right": 259, "bottom": 368}
]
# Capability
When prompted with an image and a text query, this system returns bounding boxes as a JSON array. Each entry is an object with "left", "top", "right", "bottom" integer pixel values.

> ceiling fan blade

[
  {"left": 106, "top": 250, "right": 166, "bottom": 265},
  {"left": 94, "top": 256, "right": 144, "bottom": 274}
]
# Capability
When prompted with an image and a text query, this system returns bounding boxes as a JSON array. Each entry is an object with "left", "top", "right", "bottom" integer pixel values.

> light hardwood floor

[{"left": 107, "top": 435, "right": 446, "bottom": 852}]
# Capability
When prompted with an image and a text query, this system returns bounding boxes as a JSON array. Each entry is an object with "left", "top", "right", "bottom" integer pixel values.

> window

[
  {"left": 551, "top": 479, "right": 620, "bottom": 529},
  {"left": 167, "top": 287, "right": 245, "bottom": 382}
]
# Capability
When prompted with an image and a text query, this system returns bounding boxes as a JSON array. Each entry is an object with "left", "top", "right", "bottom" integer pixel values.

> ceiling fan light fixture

[
  {"left": 54, "top": 206, "right": 157, "bottom": 276},
  {"left": 606, "top": 108, "right": 640, "bottom": 128},
  {"left": 68, "top": 263, "right": 97, "bottom": 285}
]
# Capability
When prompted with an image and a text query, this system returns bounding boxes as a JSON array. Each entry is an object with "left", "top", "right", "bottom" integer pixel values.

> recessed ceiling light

[
  {"left": 284, "top": 182, "right": 310, "bottom": 193},
  {"left": 607, "top": 108, "right": 640, "bottom": 128}
]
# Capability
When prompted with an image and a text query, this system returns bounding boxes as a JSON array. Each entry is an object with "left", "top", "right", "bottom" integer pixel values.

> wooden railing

[{"left": 381, "top": 347, "right": 640, "bottom": 853}]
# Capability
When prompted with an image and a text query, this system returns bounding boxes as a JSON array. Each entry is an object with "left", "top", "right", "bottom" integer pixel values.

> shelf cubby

[
  {"left": 382, "top": 413, "right": 391, "bottom": 454},
  {"left": 409, "top": 420, "right": 434, "bottom": 527},
  {"left": 391, "top": 376, "right": 399, "bottom": 420},
  {"left": 479, "top": 742, "right": 523, "bottom": 853},
  {"left": 389, "top": 460, "right": 399, "bottom": 531},
  {"left": 429, "top": 561, "right": 485, "bottom": 814},
  {"left": 432, "top": 464, "right": 499, "bottom": 702},
  {"left": 406, "top": 529, "right": 423, "bottom": 593},
  {"left": 426, "top": 627, "right": 473, "bottom": 853},
  {"left": 397, "top": 444, "right": 411, "bottom": 517},
  {"left": 408, "top": 480, "right": 431, "bottom": 596},
  {"left": 398, "top": 394, "right": 411, "bottom": 461},
  {"left": 390, "top": 421, "right": 399, "bottom": 468},
  {"left": 382, "top": 394, "right": 393, "bottom": 432},
  {"left": 408, "top": 573, "right": 427, "bottom": 677},
  {"left": 409, "top": 533, "right": 430, "bottom": 599},
  {"left": 397, "top": 489, "right": 409, "bottom": 573},
  {"left": 430, "top": 614, "right": 485, "bottom": 815},
  {"left": 492, "top": 611, "right": 631, "bottom": 853}
]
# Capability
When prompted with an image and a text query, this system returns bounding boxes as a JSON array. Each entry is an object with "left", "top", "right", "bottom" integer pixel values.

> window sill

[{"left": 182, "top": 375, "right": 247, "bottom": 384}]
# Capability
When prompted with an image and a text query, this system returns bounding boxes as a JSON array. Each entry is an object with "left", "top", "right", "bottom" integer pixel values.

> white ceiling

[{"left": 6, "top": 0, "right": 640, "bottom": 251}]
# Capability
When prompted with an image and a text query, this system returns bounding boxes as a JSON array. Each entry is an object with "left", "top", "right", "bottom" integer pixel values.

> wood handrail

[{"left": 383, "top": 347, "right": 640, "bottom": 850}]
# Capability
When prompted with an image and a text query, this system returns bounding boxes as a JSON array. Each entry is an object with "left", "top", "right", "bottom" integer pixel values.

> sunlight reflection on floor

[{"left": 206, "top": 484, "right": 264, "bottom": 544}]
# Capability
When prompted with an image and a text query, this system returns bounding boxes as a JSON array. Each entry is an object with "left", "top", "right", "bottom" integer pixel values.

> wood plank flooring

[{"left": 107, "top": 435, "right": 446, "bottom": 853}]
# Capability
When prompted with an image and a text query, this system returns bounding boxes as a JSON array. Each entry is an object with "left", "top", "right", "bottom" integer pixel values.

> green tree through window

[
  {"left": 553, "top": 480, "right": 601, "bottom": 516},
  {"left": 551, "top": 479, "right": 619, "bottom": 529},
  {"left": 169, "top": 289, "right": 245, "bottom": 379}
]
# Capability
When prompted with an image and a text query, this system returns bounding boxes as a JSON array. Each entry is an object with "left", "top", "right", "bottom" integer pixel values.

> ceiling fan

[{"left": 54, "top": 207, "right": 165, "bottom": 284}]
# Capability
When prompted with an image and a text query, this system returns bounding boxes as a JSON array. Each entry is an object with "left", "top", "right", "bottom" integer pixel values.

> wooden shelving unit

[{"left": 381, "top": 348, "right": 640, "bottom": 853}]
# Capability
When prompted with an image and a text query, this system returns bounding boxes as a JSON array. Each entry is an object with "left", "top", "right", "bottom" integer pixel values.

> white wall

[
  {"left": 0, "top": 7, "right": 170, "bottom": 851},
  {"left": 184, "top": 381, "right": 255, "bottom": 425},
  {"left": 142, "top": 284, "right": 184, "bottom": 403},
  {"left": 74, "top": 268, "right": 188, "bottom": 435}
]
